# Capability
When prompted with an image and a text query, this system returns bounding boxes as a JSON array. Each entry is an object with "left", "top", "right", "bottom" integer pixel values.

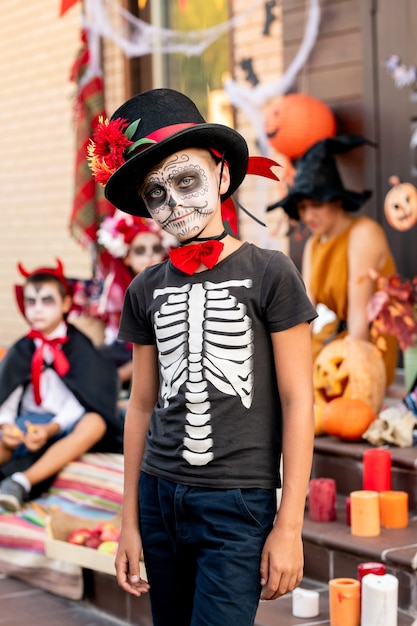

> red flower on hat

[{"left": 87, "top": 116, "right": 156, "bottom": 185}]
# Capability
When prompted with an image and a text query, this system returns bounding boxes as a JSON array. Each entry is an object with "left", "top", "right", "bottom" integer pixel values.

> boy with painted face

[
  {"left": 0, "top": 260, "right": 120, "bottom": 511},
  {"left": 89, "top": 89, "right": 317, "bottom": 625}
]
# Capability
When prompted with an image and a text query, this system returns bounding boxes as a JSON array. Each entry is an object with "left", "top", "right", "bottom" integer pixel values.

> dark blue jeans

[{"left": 139, "top": 472, "right": 277, "bottom": 626}]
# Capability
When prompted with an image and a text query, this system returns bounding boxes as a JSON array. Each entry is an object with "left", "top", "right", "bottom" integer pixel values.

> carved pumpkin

[
  {"left": 313, "top": 337, "right": 386, "bottom": 413},
  {"left": 264, "top": 93, "right": 336, "bottom": 160},
  {"left": 321, "top": 397, "right": 377, "bottom": 441},
  {"left": 384, "top": 176, "right": 417, "bottom": 232}
]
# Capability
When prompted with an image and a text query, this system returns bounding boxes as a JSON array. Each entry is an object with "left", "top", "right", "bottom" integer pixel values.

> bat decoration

[
  {"left": 240, "top": 58, "right": 259, "bottom": 87},
  {"left": 263, "top": 0, "right": 277, "bottom": 36}
]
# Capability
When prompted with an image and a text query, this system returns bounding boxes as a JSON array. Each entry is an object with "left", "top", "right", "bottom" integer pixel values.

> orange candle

[
  {"left": 350, "top": 490, "right": 380, "bottom": 537},
  {"left": 379, "top": 491, "right": 408, "bottom": 528},
  {"left": 329, "top": 578, "right": 360, "bottom": 626}
]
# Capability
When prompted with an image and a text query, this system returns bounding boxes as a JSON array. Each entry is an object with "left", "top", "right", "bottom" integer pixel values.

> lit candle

[
  {"left": 350, "top": 490, "right": 380, "bottom": 537},
  {"left": 363, "top": 448, "right": 391, "bottom": 492},
  {"left": 361, "top": 573, "right": 398, "bottom": 626},
  {"left": 308, "top": 478, "right": 337, "bottom": 522},
  {"left": 379, "top": 491, "right": 408, "bottom": 528},
  {"left": 357, "top": 562, "right": 386, "bottom": 583},
  {"left": 292, "top": 587, "right": 320, "bottom": 618},
  {"left": 329, "top": 578, "right": 360, "bottom": 626}
]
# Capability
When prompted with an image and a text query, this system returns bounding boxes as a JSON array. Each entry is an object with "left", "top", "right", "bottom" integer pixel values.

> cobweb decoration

[
  {"left": 84, "top": 0, "right": 263, "bottom": 58},
  {"left": 224, "top": 0, "right": 321, "bottom": 156}
]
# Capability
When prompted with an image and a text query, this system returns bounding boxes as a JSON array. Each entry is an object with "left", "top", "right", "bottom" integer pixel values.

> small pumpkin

[
  {"left": 321, "top": 397, "right": 377, "bottom": 441},
  {"left": 313, "top": 337, "right": 386, "bottom": 413},
  {"left": 384, "top": 175, "right": 417, "bottom": 232}
]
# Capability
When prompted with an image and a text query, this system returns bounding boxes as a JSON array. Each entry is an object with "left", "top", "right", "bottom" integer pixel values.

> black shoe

[{"left": 0, "top": 477, "right": 26, "bottom": 512}]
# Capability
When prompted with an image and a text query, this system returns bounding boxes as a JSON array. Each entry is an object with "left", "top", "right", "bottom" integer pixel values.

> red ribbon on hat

[
  {"left": 27, "top": 330, "right": 70, "bottom": 405},
  {"left": 169, "top": 240, "right": 224, "bottom": 275}
]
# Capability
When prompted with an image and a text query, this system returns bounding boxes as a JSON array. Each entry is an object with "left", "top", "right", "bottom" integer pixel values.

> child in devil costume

[
  {"left": 0, "top": 259, "right": 120, "bottom": 512},
  {"left": 88, "top": 88, "right": 317, "bottom": 625}
]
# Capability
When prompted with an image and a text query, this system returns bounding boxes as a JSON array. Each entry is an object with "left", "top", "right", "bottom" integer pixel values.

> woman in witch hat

[{"left": 267, "top": 135, "right": 398, "bottom": 385}]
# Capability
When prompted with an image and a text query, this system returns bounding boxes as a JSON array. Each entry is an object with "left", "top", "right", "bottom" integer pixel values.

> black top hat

[
  {"left": 105, "top": 89, "right": 249, "bottom": 217},
  {"left": 266, "top": 135, "right": 374, "bottom": 220}
]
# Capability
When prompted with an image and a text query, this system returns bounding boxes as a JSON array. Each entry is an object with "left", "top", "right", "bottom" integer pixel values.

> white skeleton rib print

[{"left": 153, "top": 279, "right": 254, "bottom": 466}]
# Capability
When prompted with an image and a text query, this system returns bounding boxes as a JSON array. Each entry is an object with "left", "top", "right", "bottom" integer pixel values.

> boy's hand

[
  {"left": 23, "top": 421, "right": 49, "bottom": 451},
  {"left": 1, "top": 424, "right": 25, "bottom": 450},
  {"left": 115, "top": 526, "right": 150, "bottom": 597},
  {"left": 259, "top": 525, "right": 304, "bottom": 601}
]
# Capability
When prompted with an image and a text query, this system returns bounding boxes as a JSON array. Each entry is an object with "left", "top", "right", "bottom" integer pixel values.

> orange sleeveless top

[{"left": 309, "top": 217, "right": 398, "bottom": 385}]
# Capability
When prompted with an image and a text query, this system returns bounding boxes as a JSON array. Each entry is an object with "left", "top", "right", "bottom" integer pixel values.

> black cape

[{"left": 0, "top": 324, "right": 124, "bottom": 472}]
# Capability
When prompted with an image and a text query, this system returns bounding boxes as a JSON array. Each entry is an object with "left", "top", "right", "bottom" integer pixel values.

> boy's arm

[
  {"left": 260, "top": 321, "right": 315, "bottom": 600},
  {"left": 115, "top": 342, "right": 158, "bottom": 596}
]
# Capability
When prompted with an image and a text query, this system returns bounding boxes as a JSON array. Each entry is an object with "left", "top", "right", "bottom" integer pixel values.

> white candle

[
  {"left": 292, "top": 587, "right": 320, "bottom": 618},
  {"left": 361, "top": 573, "right": 398, "bottom": 626}
]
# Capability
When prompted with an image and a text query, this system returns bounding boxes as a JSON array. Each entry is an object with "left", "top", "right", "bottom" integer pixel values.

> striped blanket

[{"left": 0, "top": 453, "right": 123, "bottom": 599}]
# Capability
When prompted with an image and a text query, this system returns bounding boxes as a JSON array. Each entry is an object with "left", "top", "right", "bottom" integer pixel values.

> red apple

[
  {"left": 99, "top": 523, "right": 120, "bottom": 543},
  {"left": 67, "top": 528, "right": 93, "bottom": 545},
  {"left": 83, "top": 533, "right": 102, "bottom": 549}
]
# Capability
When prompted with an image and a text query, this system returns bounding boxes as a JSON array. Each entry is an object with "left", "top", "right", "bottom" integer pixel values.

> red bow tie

[
  {"left": 27, "top": 329, "right": 70, "bottom": 405},
  {"left": 169, "top": 240, "right": 224, "bottom": 275}
]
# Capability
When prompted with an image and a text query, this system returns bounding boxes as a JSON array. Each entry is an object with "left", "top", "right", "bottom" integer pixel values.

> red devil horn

[
  {"left": 56, "top": 259, "right": 65, "bottom": 277},
  {"left": 17, "top": 262, "right": 31, "bottom": 278}
]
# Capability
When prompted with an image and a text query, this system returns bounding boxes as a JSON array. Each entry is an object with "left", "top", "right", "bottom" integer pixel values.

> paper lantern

[
  {"left": 265, "top": 93, "right": 336, "bottom": 160},
  {"left": 313, "top": 337, "right": 386, "bottom": 413}
]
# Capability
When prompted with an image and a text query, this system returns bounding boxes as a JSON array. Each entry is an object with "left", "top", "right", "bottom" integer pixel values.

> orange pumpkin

[
  {"left": 384, "top": 176, "right": 417, "bottom": 232},
  {"left": 264, "top": 93, "right": 336, "bottom": 160},
  {"left": 321, "top": 397, "right": 377, "bottom": 441},
  {"left": 313, "top": 337, "right": 386, "bottom": 413}
]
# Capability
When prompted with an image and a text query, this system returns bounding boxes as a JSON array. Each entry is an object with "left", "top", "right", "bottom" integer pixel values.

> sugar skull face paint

[{"left": 140, "top": 148, "right": 224, "bottom": 242}]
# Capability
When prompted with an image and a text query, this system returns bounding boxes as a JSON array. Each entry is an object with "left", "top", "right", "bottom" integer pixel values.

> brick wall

[{"left": 0, "top": 0, "right": 126, "bottom": 347}]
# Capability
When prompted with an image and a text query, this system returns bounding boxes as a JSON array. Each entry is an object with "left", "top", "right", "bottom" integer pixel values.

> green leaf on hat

[
  {"left": 126, "top": 138, "right": 157, "bottom": 155},
  {"left": 125, "top": 118, "right": 141, "bottom": 140}
]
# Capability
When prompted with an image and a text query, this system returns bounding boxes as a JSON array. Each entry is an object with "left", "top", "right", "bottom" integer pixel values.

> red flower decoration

[{"left": 87, "top": 117, "right": 133, "bottom": 185}]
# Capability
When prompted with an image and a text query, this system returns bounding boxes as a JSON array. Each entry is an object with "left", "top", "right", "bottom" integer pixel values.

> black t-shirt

[{"left": 119, "top": 242, "right": 317, "bottom": 489}]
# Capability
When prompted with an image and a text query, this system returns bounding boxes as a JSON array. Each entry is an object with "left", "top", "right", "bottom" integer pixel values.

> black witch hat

[{"left": 266, "top": 135, "right": 375, "bottom": 220}]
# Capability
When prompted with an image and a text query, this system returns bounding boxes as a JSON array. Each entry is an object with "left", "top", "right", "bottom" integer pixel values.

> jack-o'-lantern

[
  {"left": 264, "top": 93, "right": 336, "bottom": 160},
  {"left": 313, "top": 337, "right": 386, "bottom": 413},
  {"left": 384, "top": 175, "right": 417, "bottom": 232}
]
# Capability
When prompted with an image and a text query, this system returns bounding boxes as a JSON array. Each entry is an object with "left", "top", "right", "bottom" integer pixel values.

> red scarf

[
  {"left": 169, "top": 240, "right": 224, "bottom": 275},
  {"left": 27, "top": 329, "right": 70, "bottom": 405}
]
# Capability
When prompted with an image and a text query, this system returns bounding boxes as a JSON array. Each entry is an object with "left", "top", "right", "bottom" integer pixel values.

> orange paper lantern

[{"left": 265, "top": 93, "right": 336, "bottom": 160}]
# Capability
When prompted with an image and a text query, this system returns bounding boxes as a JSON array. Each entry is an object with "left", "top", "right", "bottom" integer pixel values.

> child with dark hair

[
  {"left": 88, "top": 88, "right": 317, "bottom": 626},
  {"left": 0, "top": 259, "right": 120, "bottom": 511}
]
